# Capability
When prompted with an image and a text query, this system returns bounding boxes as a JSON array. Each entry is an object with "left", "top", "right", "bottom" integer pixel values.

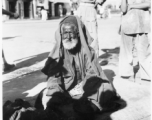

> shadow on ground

[
  {"left": 101, "top": 47, "right": 120, "bottom": 54},
  {"left": 3, "top": 71, "right": 47, "bottom": 105},
  {"left": 2, "top": 36, "right": 20, "bottom": 40},
  {"left": 3, "top": 52, "right": 49, "bottom": 74},
  {"left": 99, "top": 47, "right": 120, "bottom": 66},
  {"left": 95, "top": 98, "right": 127, "bottom": 120},
  {"left": 95, "top": 69, "right": 127, "bottom": 120}
]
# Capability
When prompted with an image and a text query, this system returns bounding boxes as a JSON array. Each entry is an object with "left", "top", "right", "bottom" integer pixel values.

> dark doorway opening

[
  {"left": 48, "top": 2, "right": 52, "bottom": 17},
  {"left": 55, "top": 3, "right": 64, "bottom": 16},
  {"left": 9, "top": 1, "right": 16, "bottom": 18},
  {"left": 24, "top": 2, "right": 30, "bottom": 18}
]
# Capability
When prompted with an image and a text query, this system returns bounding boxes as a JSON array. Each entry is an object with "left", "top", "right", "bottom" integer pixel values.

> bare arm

[
  {"left": 95, "top": 0, "right": 106, "bottom": 8},
  {"left": 2, "top": 9, "right": 14, "bottom": 16},
  {"left": 121, "top": 0, "right": 128, "bottom": 14},
  {"left": 128, "top": 2, "right": 151, "bottom": 11}
]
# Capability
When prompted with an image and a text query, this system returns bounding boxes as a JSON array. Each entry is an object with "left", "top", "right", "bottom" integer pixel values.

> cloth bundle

[{"left": 3, "top": 99, "right": 61, "bottom": 120}]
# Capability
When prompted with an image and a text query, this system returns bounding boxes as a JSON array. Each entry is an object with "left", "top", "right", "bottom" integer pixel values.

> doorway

[
  {"left": 55, "top": 3, "right": 64, "bottom": 16},
  {"left": 48, "top": 2, "right": 52, "bottom": 17},
  {"left": 24, "top": 2, "right": 30, "bottom": 18},
  {"left": 9, "top": 1, "right": 16, "bottom": 18}
]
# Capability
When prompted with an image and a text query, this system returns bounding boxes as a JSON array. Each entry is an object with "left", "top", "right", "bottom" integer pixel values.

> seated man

[{"left": 37, "top": 15, "right": 120, "bottom": 115}]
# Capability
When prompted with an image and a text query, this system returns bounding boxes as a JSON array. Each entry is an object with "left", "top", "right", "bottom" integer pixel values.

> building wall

[
  {"left": 2, "top": 0, "right": 35, "bottom": 19},
  {"left": 2, "top": 0, "right": 72, "bottom": 20}
]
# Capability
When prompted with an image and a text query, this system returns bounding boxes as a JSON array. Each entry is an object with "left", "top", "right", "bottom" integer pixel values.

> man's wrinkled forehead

[{"left": 61, "top": 23, "right": 77, "bottom": 33}]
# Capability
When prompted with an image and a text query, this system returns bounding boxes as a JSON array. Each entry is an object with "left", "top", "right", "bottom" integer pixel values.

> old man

[{"left": 39, "top": 15, "right": 120, "bottom": 115}]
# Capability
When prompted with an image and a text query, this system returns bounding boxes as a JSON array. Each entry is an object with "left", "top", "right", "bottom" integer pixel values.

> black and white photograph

[{"left": 1, "top": 0, "right": 151, "bottom": 120}]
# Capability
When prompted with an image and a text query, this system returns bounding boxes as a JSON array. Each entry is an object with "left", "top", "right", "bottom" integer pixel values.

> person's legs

[
  {"left": 118, "top": 33, "right": 134, "bottom": 77},
  {"left": 2, "top": 50, "right": 15, "bottom": 72},
  {"left": 135, "top": 33, "right": 151, "bottom": 80},
  {"left": 77, "top": 4, "right": 99, "bottom": 56},
  {"left": 88, "top": 21, "right": 99, "bottom": 56},
  {"left": 2, "top": 50, "right": 7, "bottom": 64}
]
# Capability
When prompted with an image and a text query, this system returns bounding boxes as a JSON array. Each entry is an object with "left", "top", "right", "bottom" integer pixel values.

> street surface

[{"left": 2, "top": 17, "right": 151, "bottom": 120}]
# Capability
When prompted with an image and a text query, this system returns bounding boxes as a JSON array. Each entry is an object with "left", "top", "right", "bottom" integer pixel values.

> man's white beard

[{"left": 62, "top": 38, "right": 78, "bottom": 50}]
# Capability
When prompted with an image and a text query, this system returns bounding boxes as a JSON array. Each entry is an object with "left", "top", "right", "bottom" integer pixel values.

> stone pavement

[{"left": 2, "top": 17, "right": 151, "bottom": 120}]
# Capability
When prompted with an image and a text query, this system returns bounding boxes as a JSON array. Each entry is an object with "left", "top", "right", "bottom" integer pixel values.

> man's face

[{"left": 61, "top": 24, "right": 78, "bottom": 50}]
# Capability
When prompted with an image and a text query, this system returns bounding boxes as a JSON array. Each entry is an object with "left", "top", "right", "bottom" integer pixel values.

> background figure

[
  {"left": 58, "top": 4, "right": 63, "bottom": 17},
  {"left": 119, "top": 0, "right": 151, "bottom": 81},
  {"left": 71, "top": 2, "right": 79, "bottom": 15},
  {"left": 37, "top": 7, "right": 42, "bottom": 19},
  {"left": 98, "top": 5, "right": 104, "bottom": 18},
  {"left": 71, "top": 0, "right": 106, "bottom": 57},
  {"left": 2, "top": 9, "right": 19, "bottom": 72},
  {"left": 103, "top": 7, "right": 109, "bottom": 19},
  {"left": 107, "top": 8, "right": 111, "bottom": 18},
  {"left": 41, "top": 7, "right": 48, "bottom": 20}
]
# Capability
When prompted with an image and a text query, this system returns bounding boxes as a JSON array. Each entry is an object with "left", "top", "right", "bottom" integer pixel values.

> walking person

[
  {"left": 71, "top": 2, "right": 79, "bottom": 15},
  {"left": 41, "top": 7, "right": 48, "bottom": 21},
  {"left": 2, "top": 9, "right": 19, "bottom": 72},
  {"left": 58, "top": 4, "right": 63, "bottom": 17},
  {"left": 71, "top": 0, "right": 106, "bottom": 57},
  {"left": 119, "top": 0, "right": 151, "bottom": 81}
]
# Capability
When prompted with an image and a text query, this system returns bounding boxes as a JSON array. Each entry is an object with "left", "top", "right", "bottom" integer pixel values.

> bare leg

[
  {"left": 135, "top": 34, "right": 151, "bottom": 80},
  {"left": 2, "top": 50, "right": 15, "bottom": 72},
  {"left": 118, "top": 32, "right": 134, "bottom": 77}
]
